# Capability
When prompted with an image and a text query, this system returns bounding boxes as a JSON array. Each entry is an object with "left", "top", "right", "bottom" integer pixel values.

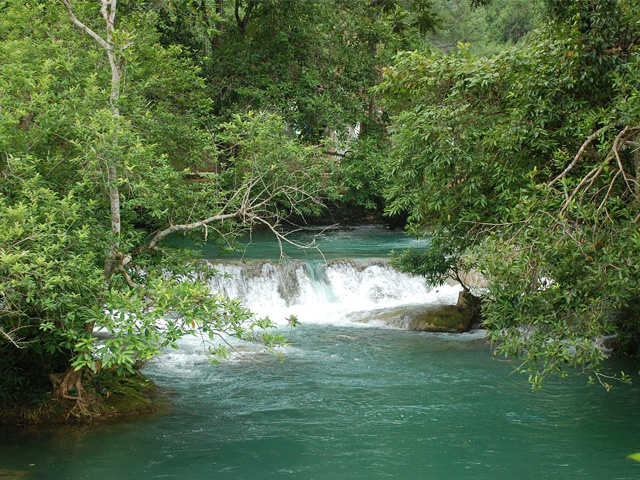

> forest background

[{"left": 1, "top": 0, "right": 639, "bottom": 420}]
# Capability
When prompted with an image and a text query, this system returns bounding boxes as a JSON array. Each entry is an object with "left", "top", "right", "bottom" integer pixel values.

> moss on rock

[
  {"left": 353, "top": 303, "right": 474, "bottom": 332},
  {"left": 350, "top": 290, "right": 482, "bottom": 332},
  {"left": 0, "top": 370, "right": 160, "bottom": 426},
  {"left": 407, "top": 304, "right": 474, "bottom": 332}
]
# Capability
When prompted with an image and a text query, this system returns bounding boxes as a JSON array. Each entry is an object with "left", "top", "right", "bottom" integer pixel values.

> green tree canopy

[
  {"left": 379, "top": 0, "right": 640, "bottom": 387},
  {"left": 0, "top": 0, "right": 331, "bottom": 412}
]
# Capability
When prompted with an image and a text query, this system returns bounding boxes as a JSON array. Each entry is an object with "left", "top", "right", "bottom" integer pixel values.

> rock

[
  {"left": 326, "top": 258, "right": 389, "bottom": 271},
  {"left": 349, "top": 302, "right": 475, "bottom": 333},
  {"left": 456, "top": 289, "right": 483, "bottom": 329},
  {"left": 277, "top": 261, "right": 303, "bottom": 305},
  {"left": 445, "top": 269, "right": 489, "bottom": 289},
  {"left": 408, "top": 304, "right": 474, "bottom": 332}
]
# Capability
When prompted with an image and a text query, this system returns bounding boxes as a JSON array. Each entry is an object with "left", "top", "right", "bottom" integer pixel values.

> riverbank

[{"left": 0, "top": 371, "right": 160, "bottom": 426}]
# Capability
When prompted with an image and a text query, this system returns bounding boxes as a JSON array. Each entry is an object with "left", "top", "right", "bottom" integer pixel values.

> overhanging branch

[
  {"left": 0, "top": 325, "right": 33, "bottom": 349},
  {"left": 148, "top": 211, "right": 241, "bottom": 250},
  {"left": 556, "top": 124, "right": 640, "bottom": 217}
]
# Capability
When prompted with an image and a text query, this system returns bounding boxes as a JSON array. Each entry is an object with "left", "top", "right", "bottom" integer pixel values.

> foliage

[
  {"left": 331, "top": 136, "right": 389, "bottom": 211},
  {"left": 428, "top": 0, "right": 544, "bottom": 56},
  {"left": 379, "top": 0, "right": 640, "bottom": 387},
  {"left": 628, "top": 453, "right": 640, "bottom": 463},
  {"left": 149, "top": 0, "right": 536, "bottom": 220},
  {"left": 153, "top": 0, "right": 450, "bottom": 216},
  {"left": 157, "top": 0, "right": 380, "bottom": 134},
  {"left": 0, "top": 0, "right": 604, "bottom": 414},
  {"left": 0, "top": 157, "right": 103, "bottom": 371},
  {"left": 0, "top": 0, "right": 329, "bottom": 409},
  {"left": 391, "top": 234, "right": 472, "bottom": 291},
  {"left": 214, "top": 111, "right": 337, "bottom": 223}
]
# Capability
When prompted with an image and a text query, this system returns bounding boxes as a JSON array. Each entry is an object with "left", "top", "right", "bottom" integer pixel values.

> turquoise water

[
  {"left": 2, "top": 326, "right": 640, "bottom": 479},
  {"left": 2, "top": 227, "right": 640, "bottom": 479},
  {"left": 192, "top": 225, "right": 429, "bottom": 260}
]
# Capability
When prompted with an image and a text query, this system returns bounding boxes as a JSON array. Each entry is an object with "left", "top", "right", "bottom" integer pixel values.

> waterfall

[{"left": 207, "top": 258, "right": 461, "bottom": 327}]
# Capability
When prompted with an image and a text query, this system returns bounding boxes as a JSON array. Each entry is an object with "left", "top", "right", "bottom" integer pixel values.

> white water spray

[{"left": 207, "top": 259, "right": 461, "bottom": 327}]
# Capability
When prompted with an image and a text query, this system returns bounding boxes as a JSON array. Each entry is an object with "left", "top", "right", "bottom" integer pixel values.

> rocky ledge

[{"left": 350, "top": 290, "right": 482, "bottom": 333}]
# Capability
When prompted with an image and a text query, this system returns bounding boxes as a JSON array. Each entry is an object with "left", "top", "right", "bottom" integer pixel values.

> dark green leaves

[{"left": 380, "top": 0, "right": 640, "bottom": 387}]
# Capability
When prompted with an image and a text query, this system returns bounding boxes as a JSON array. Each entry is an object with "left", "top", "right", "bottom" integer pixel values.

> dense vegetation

[
  {"left": 0, "top": 0, "right": 335, "bottom": 417},
  {"left": 382, "top": 0, "right": 640, "bottom": 388},
  {"left": 0, "top": 0, "right": 637, "bottom": 421}
]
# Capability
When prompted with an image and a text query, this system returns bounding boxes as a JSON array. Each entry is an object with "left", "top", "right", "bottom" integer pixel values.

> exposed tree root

[{"left": 48, "top": 367, "right": 94, "bottom": 417}]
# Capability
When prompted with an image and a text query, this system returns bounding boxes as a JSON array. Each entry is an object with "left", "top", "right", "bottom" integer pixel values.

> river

[{"left": 2, "top": 226, "right": 639, "bottom": 479}]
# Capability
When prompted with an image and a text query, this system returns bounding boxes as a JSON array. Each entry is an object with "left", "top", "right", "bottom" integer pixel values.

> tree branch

[
  {"left": 558, "top": 124, "right": 640, "bottom": 217},
  {"left": 118, "top": 266, "right": 140, "bottom": 289},
  {"left": 148, "top": 212, "right": 241, "bottom": 250},
  {"left": 611, "top": 125, "right": 640, "bottom": 199},
  {"left": 59, "top": 0, "right": 110, "bottom": 51},
  {"left": 549, "top": 125, "right": 607, "bottom": 187},
  {"left": 234, "top": 0, "right": 255, "bottom": 35},
  {"left": 0, "top": 325, "right": 32, "bottom": 349}
]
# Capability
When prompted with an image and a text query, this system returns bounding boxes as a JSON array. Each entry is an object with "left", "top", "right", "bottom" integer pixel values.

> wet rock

[
  {"left": 349, "top": 302, "right": 475, "bottom": 333},
  {"left": 276, "top": 261, "right": 304, "bottom": 306},
  {"left": 326, "top": 258, "right": 389, "bottom": 271},
  {"left": 407, "top": 304, "right": 474, "bottom": 332}
]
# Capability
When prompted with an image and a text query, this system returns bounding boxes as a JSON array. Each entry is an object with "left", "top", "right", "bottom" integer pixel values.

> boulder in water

[
  {"left": 351, "top": 289, "right": 480, "bottom": 332},
  {"left": 407, "top": 303, "right": 474, "bottom": 332}
]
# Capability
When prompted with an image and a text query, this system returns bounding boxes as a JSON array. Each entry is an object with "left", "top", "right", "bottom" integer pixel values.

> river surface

[
  {"left": 2, "top": 226, "right": 640, "bottom": 479},
  {"left": 193, "top": 224, "right": 431, "bottom": 260}
]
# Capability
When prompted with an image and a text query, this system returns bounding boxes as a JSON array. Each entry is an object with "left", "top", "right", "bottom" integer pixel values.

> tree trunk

[
  {"left": 235, "top": 0, "right": 254, "bottom": 35},
  {"left": 59, "top": 0, "right": 123, "bottom": 244},
  {"left": 216, "top": 0, "right": 224, "bottom": 22},
  {"left": 60, "top": 0, "right": 124, "bottom": 407},
  {"left": 212, "top": 0, "right": 225, "bottom": 46}
]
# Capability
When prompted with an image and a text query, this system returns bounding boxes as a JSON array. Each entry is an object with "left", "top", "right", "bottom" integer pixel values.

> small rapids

[{"left": 206, "top": 258, "right": 462, "bottom": 327}]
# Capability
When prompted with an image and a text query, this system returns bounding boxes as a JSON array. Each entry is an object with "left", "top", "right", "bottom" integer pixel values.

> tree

[
  {"left": 378, "top": 0, "right": 640, "bottom": 387},
  {"left": 0, "top": 1, "right": 330, "bottom": 414},
  {"left": 428, "top": 0, "right": 543, "bottom": 56}
]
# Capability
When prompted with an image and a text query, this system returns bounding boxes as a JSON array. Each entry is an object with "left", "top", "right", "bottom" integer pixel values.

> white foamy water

[
  {"left": 206, "top": 259, "right": 461, "bottom": 327},
  {"left": 148, "top": 257, "right": 465, "bottom": 371}
]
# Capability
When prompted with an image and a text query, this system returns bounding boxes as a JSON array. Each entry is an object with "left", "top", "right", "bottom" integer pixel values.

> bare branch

[
  {"left": 559, "top": 158, "right": 605, "bottom": 217},
  {"left": 596, "top": 170, "right": 622, "bottom": 216},
  {"left": 611, "top": 125, "right": 640, "bottom": 199},
  {"left": 549, "top": 125, "right": 607, "bottom": 187},
  {"left": 118, "top": 266, "right": 140, "bottom": 289},
  {"left": 109, "top": 0, "right": 117, "bottom": 27},
  {"left": 558, "top": 124, "right": 640, "bottom": 217},
  {"left": 0, "top": 325, "right": 32, "bottom": 349},
  {"left": 99, "top": 0, "right": 117, "bottom": 33},
  {"left": 148, "top": 212, "right": 241, "bottom": 250},
  {"left": 59, "top": 0, "right": 110, "bottom": 51},
  {"left": 244, "top": 213, "right": 331, "bottom": 261}
]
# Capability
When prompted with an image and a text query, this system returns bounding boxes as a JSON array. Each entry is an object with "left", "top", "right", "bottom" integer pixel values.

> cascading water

[
  {"left": 301, "top": 260, "right": 337, "bottom": 304},
  {"left": 206, "top": 258, "right": 461, "bottom": 327}
]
